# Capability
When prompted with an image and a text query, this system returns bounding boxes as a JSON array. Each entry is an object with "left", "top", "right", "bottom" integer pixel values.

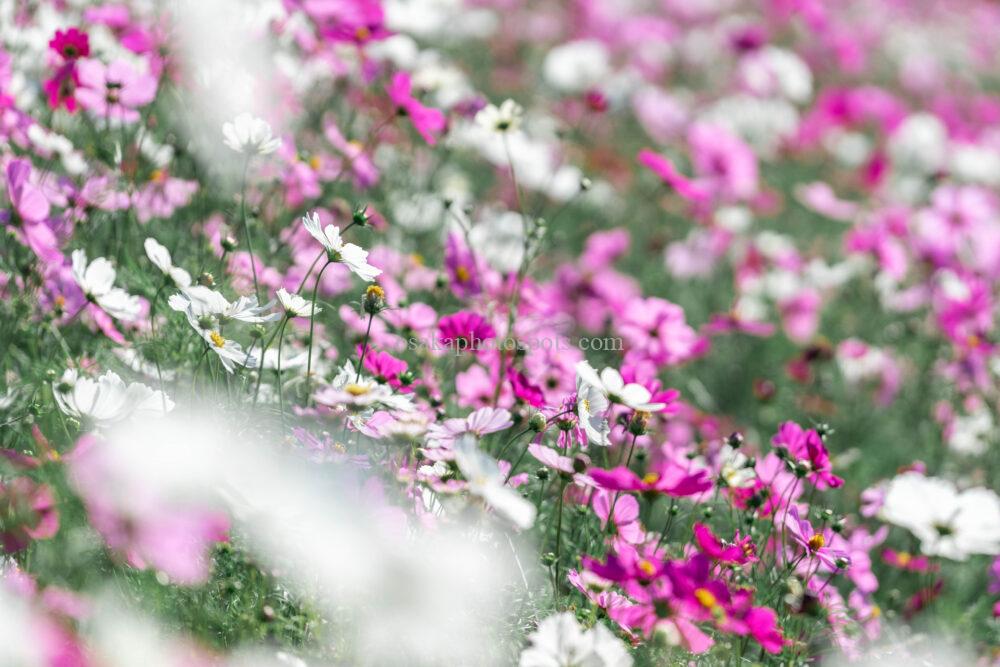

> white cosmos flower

[
  {"left": 195, "top": 324, "right": 258, "bottom": 373},
  {"left": 70, "top": 250, "right": 141, "bottom": 321},
  {"left": 519, "top": 612, "right": 632, "bottom": 667},
  {"left": 313, "top": 362, "right": 414, "bottom": 413},
  {"left": 222, "top": 113, "right": 282, "bottom": 155},
  {"left": 475, "top": 99, "right": 523, "bottom": 133},
  {"left": 880, "top": 472, "right": 1000, "bottom": 560},
  {"left": 168, "top": 286, "right": 279, "bottom": 324},
  {"left": 144, "top": 238, "right": 192, "bottom": 288},
  {"left": 719, "top": 446, "right": 756, "bottom": 488},
  {"left": 576, "top": 376, "right": 611, "bottom": 447},
  {"left": 575, "top": 360, "right": 664, "bottom": 412},
  {"left": 276, "top": 287, "right": 321, "bottom": 318},
  {"left": 454, "top": 435, "right": 536, "bottom": 530},
  {"left": 53, "top": 369, "right": 173, "bottom": 427},
  {"left": 302, "top": 211, "right": 382, "bottom": 282}
]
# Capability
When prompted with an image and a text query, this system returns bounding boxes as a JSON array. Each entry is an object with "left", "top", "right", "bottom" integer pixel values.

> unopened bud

[
  {"left": 362, "top": 284, "right": 386, "bottom": 314},
  {"left": 528, "top": 412, "right": 546, "bottom": 432},
  {"left": 198, "top": 272, "right": 215, "bottom": 287},
  {"left": 628, "top": 410, "right": 651, "bottom": 436},
  {"left": 221, "top": 235, "right": 238, "bottom": 252}
]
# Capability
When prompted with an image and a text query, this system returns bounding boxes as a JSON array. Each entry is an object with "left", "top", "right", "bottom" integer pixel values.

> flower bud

[
  {"left": 528, "top": 412, "right": 546, "bottom": 432},
  {"left": 398, "top": 370, "right": 415, "bottom": 386},
  {"left": 535, "top": 468, "right": 550, "bottom": 481},
  {"left": 352, "top": 205, "right": 371, "bottom": 227},
  {"left": 249, "top": 324, "right": 266, "bottom": 340},
  {"left": 362, "top": 284, "right": 386, "bottom": 314},
  {"left": 572, "top": 454, "right": 590, "bottom": 474},
  {"left": 628, "top": 410, "right": 651, "bottom": 436},
  {"left": 198, "top": 272, "right": 215, "bottom": 287},
  {"left": 726, "top": 432, "right": 744, "bottom": 449},
  {"left": 221, "top": 235, "right": 239, "bottom": 252}
]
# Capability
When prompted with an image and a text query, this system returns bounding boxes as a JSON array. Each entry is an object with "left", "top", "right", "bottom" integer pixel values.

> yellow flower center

[
  {"left": 411, "top": 253, "right": 425, "bottom": 266},
  {"left": 896, "top": 551, "right": 911, "bottom": 566},
  {"left": 580, "top": 398, "right": 591, "bottom": 414},
  {"left": 807, "top": 533, "right": 826, "bottom": 551},
  {"left": 455, "top": 265, "right": 471, "bottom": 282},
  {"left": 694, "top": 588, "right": 718, "bottom": 609},
  {"left": 637, "top": 559, "right": 656, "bottom": 576},
  {"left": 345, "top": 383, "right": 370, "bottom": 396},
  {"left": 642, "top": 472, "right": 660, "bottom": 485},
  {"left": 355, "top": 25, "right": 371, "bottom": 41},
  {"left": 308, "top": 156, "right": 322, "bottom": 170},
  {"left": 150, "top": 169, "right": 166, "bottom": 184},
  {"left": 209, "top": 331, "right": 226, "bottom": 348}
]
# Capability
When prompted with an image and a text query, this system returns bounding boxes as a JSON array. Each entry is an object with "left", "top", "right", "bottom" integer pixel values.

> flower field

[{"left": 2, "top": 1, "right": 1000, "bottom": 665}]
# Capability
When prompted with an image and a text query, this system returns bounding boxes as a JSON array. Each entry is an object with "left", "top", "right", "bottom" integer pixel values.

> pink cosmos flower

[
  {"left": 0, "top": 478, "right": 59, "bottom": 553},
  {"left": 387, "top": 72, "right": 446, "bottom": 146},
  {"left": 131, "top": 171, "right": 198, "bottom": 223},
  {"left": 771, "top": 421, "right": 843, "bottom": 489},
  {"left": 883, "top": 549, "right": 936, "bottom": 573},
  {"left": 444, "top": 232, "right": 481, "bottom": 298},
  {"left": 784, "top": 506, "right": 849, "bottom": 571},
  {"left": 688, "top": 123, "right": 759, "bottom": 202},
  {"left": 692, "top": 523, "right": 756, "bottom": 565},
  {"left": 438, "top": 310, "right": 496, "bottom": 353},
  {"left": 75, "top": 58, "right": 157, "bottom": 123},
  {"left": 360, "top": 346, "right": 410, "bottom": 391},
  {"left": 591, "top": 489, "right": 644, "bottom": 544},
  {"left": 49, "top": 28, "right": 90, "bottom": 60},
  {"left": 3, "top": 159, "right": 62, "bottom": 266},
  {"left": 616, "top": 296, "right": 706, "bottom": 367},
  {"left": 637, "top": 148, "right": 709, "bottom": 205},
  {"left": 588, "top": 460, "right": 711, "bottom": 497}
]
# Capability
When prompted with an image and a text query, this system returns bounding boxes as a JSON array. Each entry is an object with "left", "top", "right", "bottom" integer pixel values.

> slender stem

[
  {"left": 275, "top": 315, "right": 290, "bottom": 422},
  {"left": 305, "top": 260, "right": 332, "bottom": 381},
  {"left": 553, "top": 479, "right": 567, "bottom": 600},
  {"left": 239, "top": 155, "right": 261, "bottom": 302},
  {"left": 355, "top": 312, "right": 375, "bottom": 382}
]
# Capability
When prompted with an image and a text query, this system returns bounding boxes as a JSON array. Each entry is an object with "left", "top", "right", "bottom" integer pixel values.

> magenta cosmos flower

[
  {"left": 387, "top": 72, "right": 447, "bottom": 146},
  {"left": 0, "top": 478, "right": 59, "bottom": 553},
  {"left": 438, "top": 310, "right": 496, "bottom": 352},
  {"left": 771, "top": 421, "right": 843, "bottom": 489},
  {"left": 589, "top": 460, "right": 712, "bottom": 497},
  {"left": 75, "top": 58, "right": 157, "bottom": 123}
]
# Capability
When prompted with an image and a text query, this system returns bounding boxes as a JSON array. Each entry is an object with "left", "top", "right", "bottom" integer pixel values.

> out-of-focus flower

[
  {"left": 75, "top": 58, "right": 157, "bottom": 122},
  {"left": 881, "top": 472, "right": 1000, "bottom": 560},
  {"left": 475, "top": 99, "right": 523, "bottom": 133},
  {"left": 0, "top": 479, "right": 59, "bottom": 553},
  {"left": 518, "top": 611, "right": 632, "bottom": 667},
  {"left": 387, "top": 72, "right": 447, "bottom": 145},
  {"left": 454, "top": 436, "right": 535, "bottom": 529},
  {"left": 54, "top": 369, "right": 173, "bottom": 427},
  {"left": 222, "top": 113, "right": 282, "bottom": 155}
]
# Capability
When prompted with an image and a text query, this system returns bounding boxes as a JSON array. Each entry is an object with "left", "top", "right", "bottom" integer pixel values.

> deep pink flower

[
  {"left": 692, "top": 523, "right": 756, "bottom": 565},
  {"left": 883, "top": 549, "right": 936, "bottom": 573},
  {"left": 588, "top": 461, "right": 711, "bottom": 497},
  {"left": 771, "top": 421, "right": 843, "bottom": 489},
  {"left": 3, "top": 159, "right": 61, "bottom": 266},
  {"left": 507, "top": 365, "right": 545, "bottom": 407},
  {"left": 438, "top": 311, "right": 495, "bottom": 352},
  {"left": 49, "top": 28, "right": 90, "bottom": 60},
  {"left": 43, "top": 63, "right": 82, "bottom": 112},
  {"left": 360, "top": 345, "right": 409, "bottom": 390},
  {"left": 637, "top": 148, "right": 709, "bottom": 204},
  {"left": 387, "top": 72, "right": 446, "bottom": 146}
]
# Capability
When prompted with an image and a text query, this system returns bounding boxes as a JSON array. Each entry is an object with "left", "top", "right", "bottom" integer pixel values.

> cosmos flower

[
  {"left": 144, "top": 238, "right": 192, "bottom": 288},
  {"left": 75, "top": 58, "right": 157, "bottom": 122},
  {"left": 49, "top": 28, "right": 90, "bottom": 60},
  {"left": 386, "top": 72, "right": 447, "bottom": 146},
  {"left": 784, "top": 507, "right": 850, "bottom": 571},
  {"left": 589, "top": 461, "right": 712, "bottom": 497},
  {"left": 518, "top": 612, "right": 632, "bottom": 667},
  {"left": 576, "top": 377, "right": 611, "bottom": 447},
  {"left": 454, "top": 436, "right": 535, "bottom": 530},
  {"left": 168, "top": 286, "right": 278, "bottom": 324},
  {"left": 71, "top": 250, "right": 142, "bottom": 322},
  {"left": 302, "top": 211, "right": 381, "bottom": 281},
  {"left": 575, "top": 361, "right": 665, "bottom": 412},
  {"left": 222, "top": 113, "right": 282, "bottom": 156},
  {"left": 0, "top": 479, "right": 59, "bottom": 553},
  {"left": 880, "top": 472, "right": 1000, "bottom": 560},
  {"left": 53, "top": 369, "right": 173, "bottom": 427},
  {"left": 475, "top": 99, "right": 524, "bottom": 133},
  {"left": 276, "top": 287, "right": 321, "bottom": 318}
]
